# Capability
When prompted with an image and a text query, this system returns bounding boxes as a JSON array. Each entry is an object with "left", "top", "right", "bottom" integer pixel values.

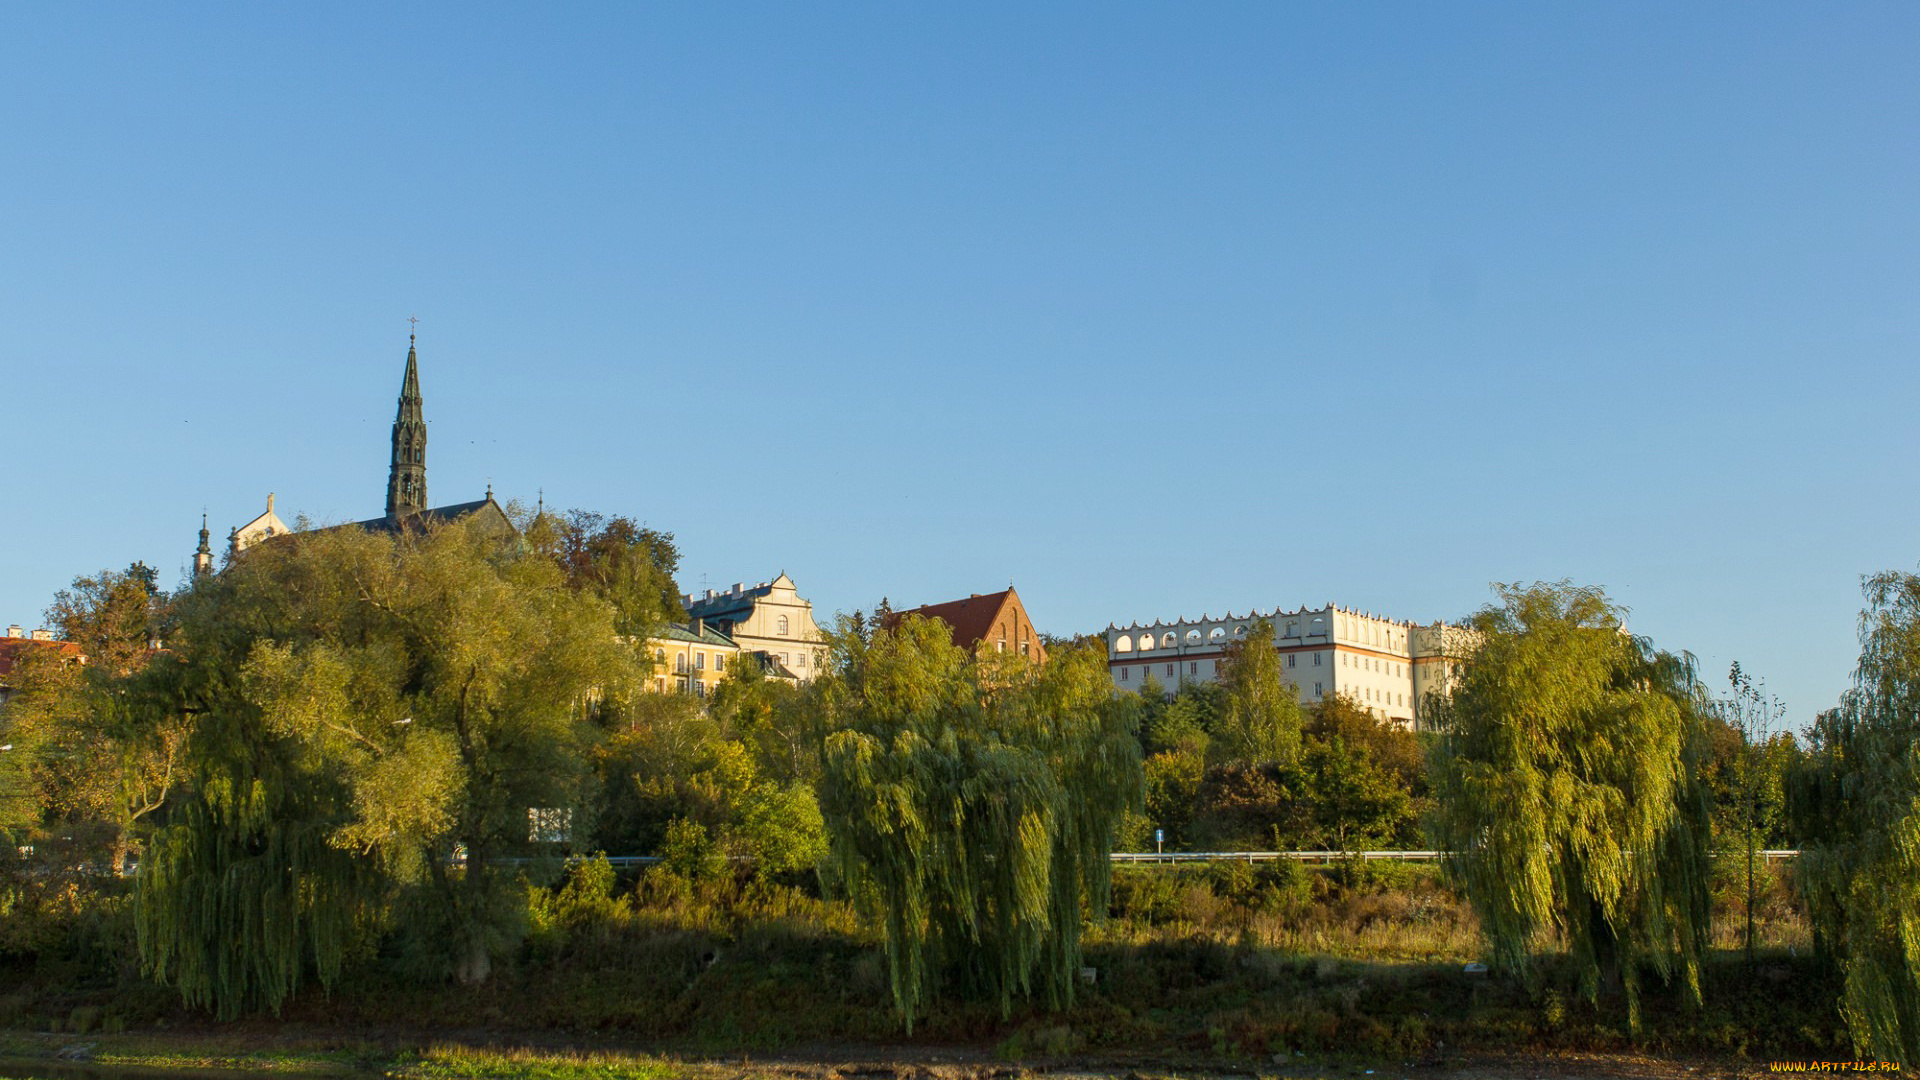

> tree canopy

[
  {"left": 1429, "top": 582, "right": 1711, "bottom": 1028},
  {"left": 1794, "top": 569, "right": 1920, "bottom": 1064},
  {"left": 816, "top": 615, "right": 1142, "bottom": 1029},
  {"left": 135, "top": 516, "right": 646, "bottom": 1014}
]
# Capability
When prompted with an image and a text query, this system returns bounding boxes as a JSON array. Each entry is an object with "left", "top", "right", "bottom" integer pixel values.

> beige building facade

[
  {"left": 645, "top": 621, "right": 741, "bottom": 698},
  {"left": 1105, "top": 604, "right": 1476, "bottom": 729},
  {"left": 228, "top": 493, "right": 291, "bottom": 557},
  {"left": 684, "top": 573, "right": 827, "bottom": 680}
]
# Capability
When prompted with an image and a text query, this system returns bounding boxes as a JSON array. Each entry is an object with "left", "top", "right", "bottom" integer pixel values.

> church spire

[
  {"left": 386, "top": 332, "right": 428, "bottom": 519},
  {"left": 193, "top": 513, "right": 214, "bottom": 576}
]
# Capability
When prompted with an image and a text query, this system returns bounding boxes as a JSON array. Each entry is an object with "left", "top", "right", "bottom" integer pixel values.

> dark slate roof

[
  {"left": 749, "top": 651, "right": 799, "bottom": 681},
  {"left": 351, "top": 497, "right": 502, "bottom": 533},
  {"left": 686, "top": 583, "right": 773, "bottom": 622},
  {"left": 656, "top": 621, "right": 738, "bottom": 647},
  {"left": 311, "top": 496, "right": 515, "bottom": 537}
]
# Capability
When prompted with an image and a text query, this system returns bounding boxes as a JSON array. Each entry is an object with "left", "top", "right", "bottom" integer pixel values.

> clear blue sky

[{"left": 4, "top": 4, "right": 1915, "bottom": 727}]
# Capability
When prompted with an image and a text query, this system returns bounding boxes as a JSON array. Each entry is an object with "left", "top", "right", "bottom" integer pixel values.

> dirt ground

[{"left": 0, "top": 1028, "right": 1840, "bottom": 1080}]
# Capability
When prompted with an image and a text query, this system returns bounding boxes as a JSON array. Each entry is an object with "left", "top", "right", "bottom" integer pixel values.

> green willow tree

[
  {"left": 136, "top": 515, "right": 643, "bottom": 1015},
  {"left": 817, "top": 616, "right": 1142, "bottom": 1030},
  {"left": 1429, "top": 582, "right": 1712, "bottom": 1029},
  {"left": 1794, "top": 569, "right": 1920, "bottom": 1064}
]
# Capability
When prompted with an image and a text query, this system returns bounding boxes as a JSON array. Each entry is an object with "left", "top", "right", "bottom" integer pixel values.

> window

[
  {"left": 1114, "top": 636, "right": 1133, "bottom": 653},
  {"left": 1020, "top": 641, "right": 1030, "bottom": 656},
  {"left": 794, "top": 653, "right": 805, "bottom": 668},
  {"left": 1288, "top": 654, "right": 1296, "bottom": 668},
  {"left": 1188, "top": 661, "right": 1198, "bottom": 675},
  {"left": 675, "top": 654, "right": 686, "bottom": 673},
  {"left": 696, "top": 652, "right": 706, "bottom": 670},
  {"left": 1314, "top": 682, "right": 1323, "bottom": 697},
  {"left": 1162, "top": 633, "right": 1177, "bottom": 648},
  {"left": 1120, "top": 666, "right": 1130, "bottom": 681},
  {"left": 777, "top": 615, "right": 790, "bottom": 636},
  {"left": 1314, "top": 652, "right": 1322, "bottom": 666},
  {"left": 1166, "top": 663, "right": 1175, "bottom": 676},
  {"left": 1139, "top": 633, "right": 1156, "bottom": 652},
  {"left": 655, "top": 648, "right": 665, "bottom": 664},
  {"left": 715, "top": 654, "right": 726, "bottom": 672},
  {"left": 528, "top": 807, "right": 573, "bottom": 843},
  {"left": 996, "top": 640, "right": 1005, "bottom": 652}
]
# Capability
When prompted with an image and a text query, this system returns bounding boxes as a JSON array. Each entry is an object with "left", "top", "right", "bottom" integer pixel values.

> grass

[
  {"left": 0, "top": 859, "right": 1838, "bottom": 1072},
  {"left": 396, "top": 1046, "right": 688, "bottom": 1080}
]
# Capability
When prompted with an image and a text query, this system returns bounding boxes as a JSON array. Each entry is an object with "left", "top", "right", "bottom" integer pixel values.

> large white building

[{"left": 1105, "top": 604, "right": 1476, "bottom": 729}]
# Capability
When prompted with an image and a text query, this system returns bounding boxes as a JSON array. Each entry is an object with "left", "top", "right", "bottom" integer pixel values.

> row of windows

[
  {"left": 1116, "top": 660, "right": 1211, "bottom": 681},
  {"left": 658, "top": 648, "right": 730, "bottom": 674},
  {"left": 1360, "top": 686, "right": 1406, "bottom": 708},
  {"left": 1341, "top": 654, "right": 1403, "bottom": 676},
  {"left": 1115, "top": 665, "right": 1329, "bottom": 702}
]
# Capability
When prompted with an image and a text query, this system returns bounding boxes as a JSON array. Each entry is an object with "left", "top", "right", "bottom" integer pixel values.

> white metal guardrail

[{"left": 490, "top": 849, "right": 1801, "bottom": 869}]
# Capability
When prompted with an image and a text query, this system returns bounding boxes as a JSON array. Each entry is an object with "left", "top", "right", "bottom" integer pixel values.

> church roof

[{"left": 349, "top": 496, "right": 507, "bottom": 534}]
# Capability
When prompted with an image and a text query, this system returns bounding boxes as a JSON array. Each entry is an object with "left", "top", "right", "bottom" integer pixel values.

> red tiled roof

[
  {"left": 897, "top": 589, "right": 1017, "bottom": 651},
  {"left": 0, "top": 637, "right": 85, "bottom": 683}
]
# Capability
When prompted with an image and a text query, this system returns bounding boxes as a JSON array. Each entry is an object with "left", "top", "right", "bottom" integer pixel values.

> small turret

[{"left": 193, "top": 513, "right": 214, "bottom": 576}]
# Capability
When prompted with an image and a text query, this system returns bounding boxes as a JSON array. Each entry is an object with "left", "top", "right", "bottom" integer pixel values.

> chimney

[
  {"left": 29, "top": 629, "right": 53, "bottom": 641},
  {"left": 705, "top": 589, "right": 717, "bottom": 599},
  {"left": 731, "top": 582, "right": 743, "bottom": 594},
  {"left": 693, "top": 617, "right": 705, "bottom": 637},
  {"left": 5, "top": 625, "right": 21, "bottom": 638}
]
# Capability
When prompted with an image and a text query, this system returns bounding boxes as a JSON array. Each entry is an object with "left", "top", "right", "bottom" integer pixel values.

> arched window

[
  {"left": 1185, "top": 629, "right": 1201, "bottom": 645},
  {"left": 1233, "top": 624, "right": 1247, "bottom": 637},
  {"left": 1139, "top": 633, "right": 1156, "bottom": 652},
  {"left": 1161, "top": 633, "right": 1177, "bottom": 649},
  {"left": 777, "top": 615, "right": 790, "bottom": 636},
  {"left": 1114, "top": 636, "right": 1133, "bottom": 653},
  {"left": 1208, "top": 627, "right": 1226, "bottom": 642}
]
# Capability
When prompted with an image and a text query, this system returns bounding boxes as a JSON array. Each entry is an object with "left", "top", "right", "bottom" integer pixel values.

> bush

[{"left": 525, "top": 855, "right": 631, "bottom": 963}]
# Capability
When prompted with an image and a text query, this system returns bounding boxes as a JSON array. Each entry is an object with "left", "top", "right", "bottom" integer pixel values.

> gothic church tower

[{"left": 386, "top": 334, "right": 427, "bottom": 519}]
